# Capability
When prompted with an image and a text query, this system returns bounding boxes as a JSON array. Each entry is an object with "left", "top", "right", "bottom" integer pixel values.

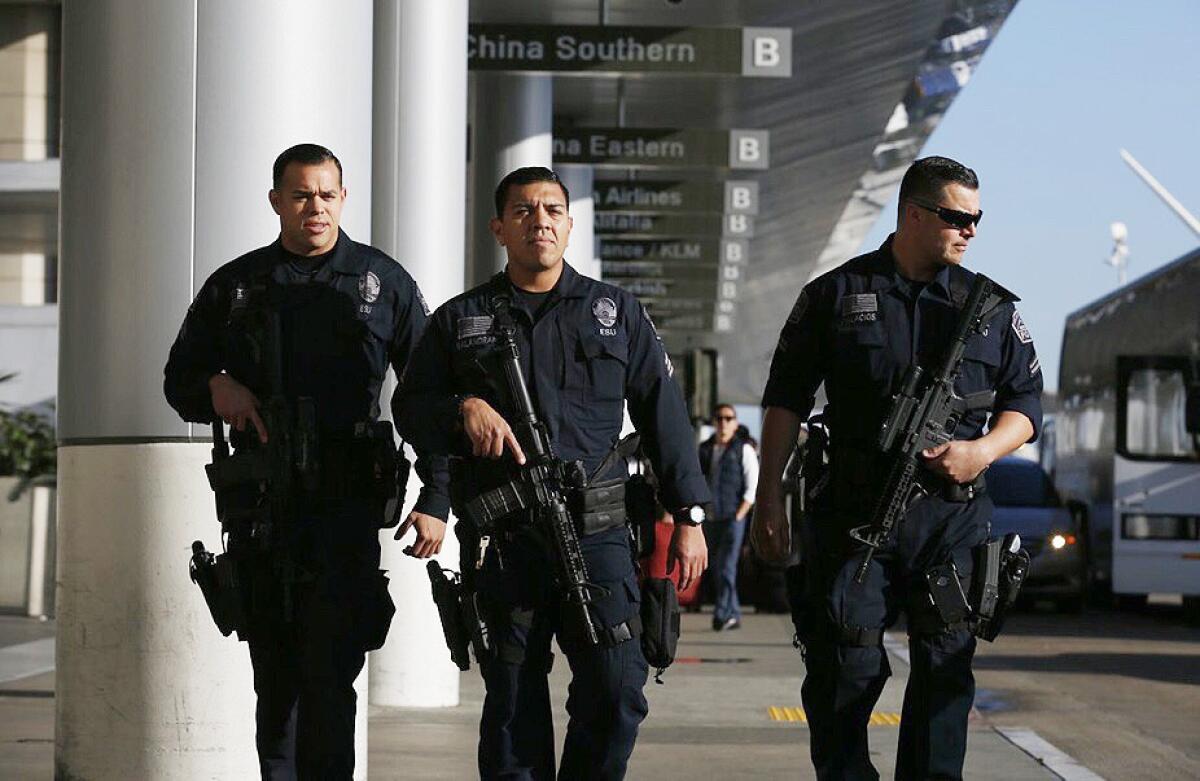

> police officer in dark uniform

[
  {"left": 395, "top": 167, "right": 710, "bottom": 780},
  {"left": 752, "top": 157, "right": 1042, "bottom": 780},
  {"left": 164, "top": 144, "right": 447, "bottom": 779}
]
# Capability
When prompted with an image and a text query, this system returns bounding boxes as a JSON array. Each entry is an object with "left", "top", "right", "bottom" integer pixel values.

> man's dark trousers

[
  {"left": 243, "top": 497, "right": 382, "bottom": 781},
  {"left": 797, "top": 495, "right": 989, "bottom": 781},
  {"left": 704, "top": 516, "right": 747, "bottom": 625},
  {"left": 470, "top": 525, "right": 649, "bottom": 780}
]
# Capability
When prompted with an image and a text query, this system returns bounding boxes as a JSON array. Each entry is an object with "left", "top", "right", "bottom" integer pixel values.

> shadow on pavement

[
  {"left": 995, "top": 604, "right": 1200, "bottom": 641},
  {"left": 973, "top": 651, "right": 1200, "bottom": 686}
]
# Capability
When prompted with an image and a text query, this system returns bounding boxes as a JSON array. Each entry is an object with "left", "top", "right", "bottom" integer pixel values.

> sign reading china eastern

[
  {"left": 468, "top": 25, "right": 791, "bottom": 77},
  {"left": 593, "top": 180, "right": 759, "bottom": 215},
  {"left": 554, "top": 128, "right": 768, "bottom": 169}
]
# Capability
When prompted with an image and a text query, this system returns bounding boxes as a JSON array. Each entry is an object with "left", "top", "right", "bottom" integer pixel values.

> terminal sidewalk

[
  {"left": 2, "top": 613, "right": 1060, "bottom": 779},
  {"left": 370, "top": 611, "right": 1058, "bottom": 779}
]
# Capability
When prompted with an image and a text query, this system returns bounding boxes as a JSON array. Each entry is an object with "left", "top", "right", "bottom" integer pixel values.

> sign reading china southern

[
  {"left": 468, "top": 25, "right": 791, "bottom": 77},
  {"left": 593, "top": 180, "right": 759, "bottom": 215},
  {"left": 554, "top": 128, "right": 768, "bottom": 169}
]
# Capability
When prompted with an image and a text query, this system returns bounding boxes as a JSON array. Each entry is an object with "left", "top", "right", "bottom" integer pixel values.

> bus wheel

[
  {"left": 1183, "top": 596, "right": 1200, "bottom": 627},
  {"left": 1056, "top": 594, "right": 1084, "bottom": 614},
  {"left": 1114, "top": 593, "right": 1148, "bottom": 611}
]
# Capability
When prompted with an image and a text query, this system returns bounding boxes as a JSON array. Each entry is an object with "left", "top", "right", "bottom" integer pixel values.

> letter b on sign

[
  {"left": 724, "top": 214, "right": 754, "bottom": 237},
  {"left": 755, "top": 38, "right": 780, "bottom": 68},
  {"left": 730, "top": 130, "right": 769, "bottom": 170},
  {"left": 724, "top": 181, "right": 759, "bottom": 215},
  {"left": 742, "top": 28, "right": 791, "bottom": 77}
]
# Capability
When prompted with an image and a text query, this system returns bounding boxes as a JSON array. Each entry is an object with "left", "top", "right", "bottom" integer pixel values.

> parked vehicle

[
  {"left": 1055, "top": 246, "right": 1200, "bottom": 619},
  {"left": 988, "top": 456, "right": 1087, "bottom": 612}
]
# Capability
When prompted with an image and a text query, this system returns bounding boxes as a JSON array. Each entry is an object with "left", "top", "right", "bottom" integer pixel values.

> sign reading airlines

[
  {"left": 593, "top": 180, "right": 759, "bottom": 215},
  {"left": 554, "top": 128, "right": 768, "bottom": 169},
  {"left": 468, "top": 25, "right": 791, "bottom": 77}
]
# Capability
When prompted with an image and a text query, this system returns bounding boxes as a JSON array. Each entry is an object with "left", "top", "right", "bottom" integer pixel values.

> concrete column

[
  {"left": 469, "top": 73, "right": 553, "bottom": 287},
  {"left": 558, "top": 165, "right": 598, "bottom": 280},
  {"left": 370, "top": 0, "right": 467, "bottom": 708},
  {"left": 57, "top": 2, "right": 373, "bottom": 778}
]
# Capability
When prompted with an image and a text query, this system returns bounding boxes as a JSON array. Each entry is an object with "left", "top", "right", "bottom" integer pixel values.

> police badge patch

[
  {"left": 593, "top": 297, "right": 618, "bottom": 328},
  {"left": 358, "top": 271, "right": 381, "bottom": 303},
  {"left": 1012, "top": 310, "right": 1032, "bottom": 344}
]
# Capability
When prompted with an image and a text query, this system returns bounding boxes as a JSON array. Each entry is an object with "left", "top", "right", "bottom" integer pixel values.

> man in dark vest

[{"left": 698, "top": 403, "right": 759, "bottom": 631}]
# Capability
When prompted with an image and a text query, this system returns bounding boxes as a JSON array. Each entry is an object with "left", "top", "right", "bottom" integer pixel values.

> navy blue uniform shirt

[
  {"left": 163, "top": 230, "right": 447, "bottom": 517},
  {"left": 396, "top": 262, "right": 710, "bottom": 520},
  {"left": 762, "top": 236, "right": 1043, "bottom": 452}
]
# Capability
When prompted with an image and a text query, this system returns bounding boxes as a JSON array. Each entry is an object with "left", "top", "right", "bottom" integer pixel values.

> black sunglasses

[
  {"left": 910, "top": 200, "right": 982, "bottom": 230},
  {"left": 715, "top": 415, "right": 736, "bottom": 422}
]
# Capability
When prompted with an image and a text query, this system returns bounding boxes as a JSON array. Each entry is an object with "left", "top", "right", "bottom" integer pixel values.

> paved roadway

[
  {"left": 971, "top": 595, "right": 1200, "bottom": 780},
  {"left": 2, "top": 598, "right": 1197, "bottom": 779}
]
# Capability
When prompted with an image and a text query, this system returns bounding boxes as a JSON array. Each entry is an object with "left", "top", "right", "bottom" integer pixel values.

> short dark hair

[
  {"left": 272, "top": 143, "right": 343, "bottom": 190},
  {"left": 494, "top": 166, "right": 570, "bottom": 217},
  {"left": 713, "top": 403, "right": 736, "bottom": 418},
  {"left": 897, "top": 156, "right": 978, "bottom": 220}
]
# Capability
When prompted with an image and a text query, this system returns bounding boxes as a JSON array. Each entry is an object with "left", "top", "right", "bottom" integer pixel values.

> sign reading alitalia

[
  {"left": 468, "top": 25, "right": 791, "bottom": 77},
  {"left": 553, "top": 128, "right": 768, "bottom": 169},
  {"left": 595, "top": 213, "right": 754, "bottom": 238},
  {"left": 594, "top": 180, "right": 759, "bottom": 215}
]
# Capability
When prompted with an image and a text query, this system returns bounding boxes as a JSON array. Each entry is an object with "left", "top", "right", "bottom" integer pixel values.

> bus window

[{"left": 1123, "top": 367, "right": 1200, "bottom": 459}]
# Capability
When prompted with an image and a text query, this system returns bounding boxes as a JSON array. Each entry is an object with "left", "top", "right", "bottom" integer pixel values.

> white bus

[{"left": 1055, "top": 246, "right": 1200, "bottom": 619}]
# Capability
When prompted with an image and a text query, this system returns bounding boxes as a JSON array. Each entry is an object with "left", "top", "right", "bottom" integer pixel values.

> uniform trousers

[
  {"left": 794, "top": 495, "right": 991, "bottom": 781},
  {"left": 465, "top": 524, "right": 649, "bottom": 780},
  {"left": 241, "top": 497, "right": 384, "bottom": 781}
]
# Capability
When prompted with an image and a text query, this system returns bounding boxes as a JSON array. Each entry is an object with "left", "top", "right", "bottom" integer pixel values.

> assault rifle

[
  {"left": 489, "top": 296, "right": 606, "bottom": 646},
  {"left": 197, "top": 301, "right": 319, "bottom": 626},
  {"left": 849, "top": 274, "right": 1002, "bottom": 584}
]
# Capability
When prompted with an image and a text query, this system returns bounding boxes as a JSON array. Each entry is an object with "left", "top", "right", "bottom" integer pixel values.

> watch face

[{"left": 688, "top": 505, "right": 705, "bottom": 523}]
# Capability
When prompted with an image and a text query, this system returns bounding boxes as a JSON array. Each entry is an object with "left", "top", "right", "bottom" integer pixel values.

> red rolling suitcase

[{"left": 640, "top": 516, "right": 702, "bottom": 608}]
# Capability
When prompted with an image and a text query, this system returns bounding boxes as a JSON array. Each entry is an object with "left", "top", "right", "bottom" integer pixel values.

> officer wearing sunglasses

[{"left": 753, "top": 156, "right": 1042, "bottom": 780}]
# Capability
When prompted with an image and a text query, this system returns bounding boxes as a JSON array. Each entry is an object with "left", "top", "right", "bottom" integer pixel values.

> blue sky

[{"left": 860, "top": 0, "right": 1200, "bottom": 392}]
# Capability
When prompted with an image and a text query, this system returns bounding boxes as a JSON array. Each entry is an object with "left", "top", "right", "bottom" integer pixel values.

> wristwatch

[{"left": 674, "top": 504, "right": 706, "bottom": 527}]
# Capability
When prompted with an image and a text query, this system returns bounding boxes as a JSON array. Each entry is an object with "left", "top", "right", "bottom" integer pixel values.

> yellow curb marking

[{"left": 769, "top": 707, "right": 901, "bottom": 726}]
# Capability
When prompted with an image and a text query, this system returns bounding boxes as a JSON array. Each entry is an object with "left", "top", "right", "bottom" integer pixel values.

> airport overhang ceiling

[{"left": 471, "top": 0, "right": 1017, "bottom": 404}]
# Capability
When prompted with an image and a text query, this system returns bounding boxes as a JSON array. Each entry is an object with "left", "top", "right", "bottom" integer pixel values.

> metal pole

[{"left": 1119, "top": 149, "right": 1200, "bottom": 238}]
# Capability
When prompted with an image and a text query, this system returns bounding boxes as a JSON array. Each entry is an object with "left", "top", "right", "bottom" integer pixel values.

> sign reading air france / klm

[
  {"left": 599, "top": 238, "right": 748, "bottom": 264},
  {"left": 554, "top": 128, "right": 768, "bottom": 169},
  {"left": 594, "top": 180, "right": 759, "bottom": 215},
  {"left": 468, "top": 25, "right": 791, "bottom": 77}
]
